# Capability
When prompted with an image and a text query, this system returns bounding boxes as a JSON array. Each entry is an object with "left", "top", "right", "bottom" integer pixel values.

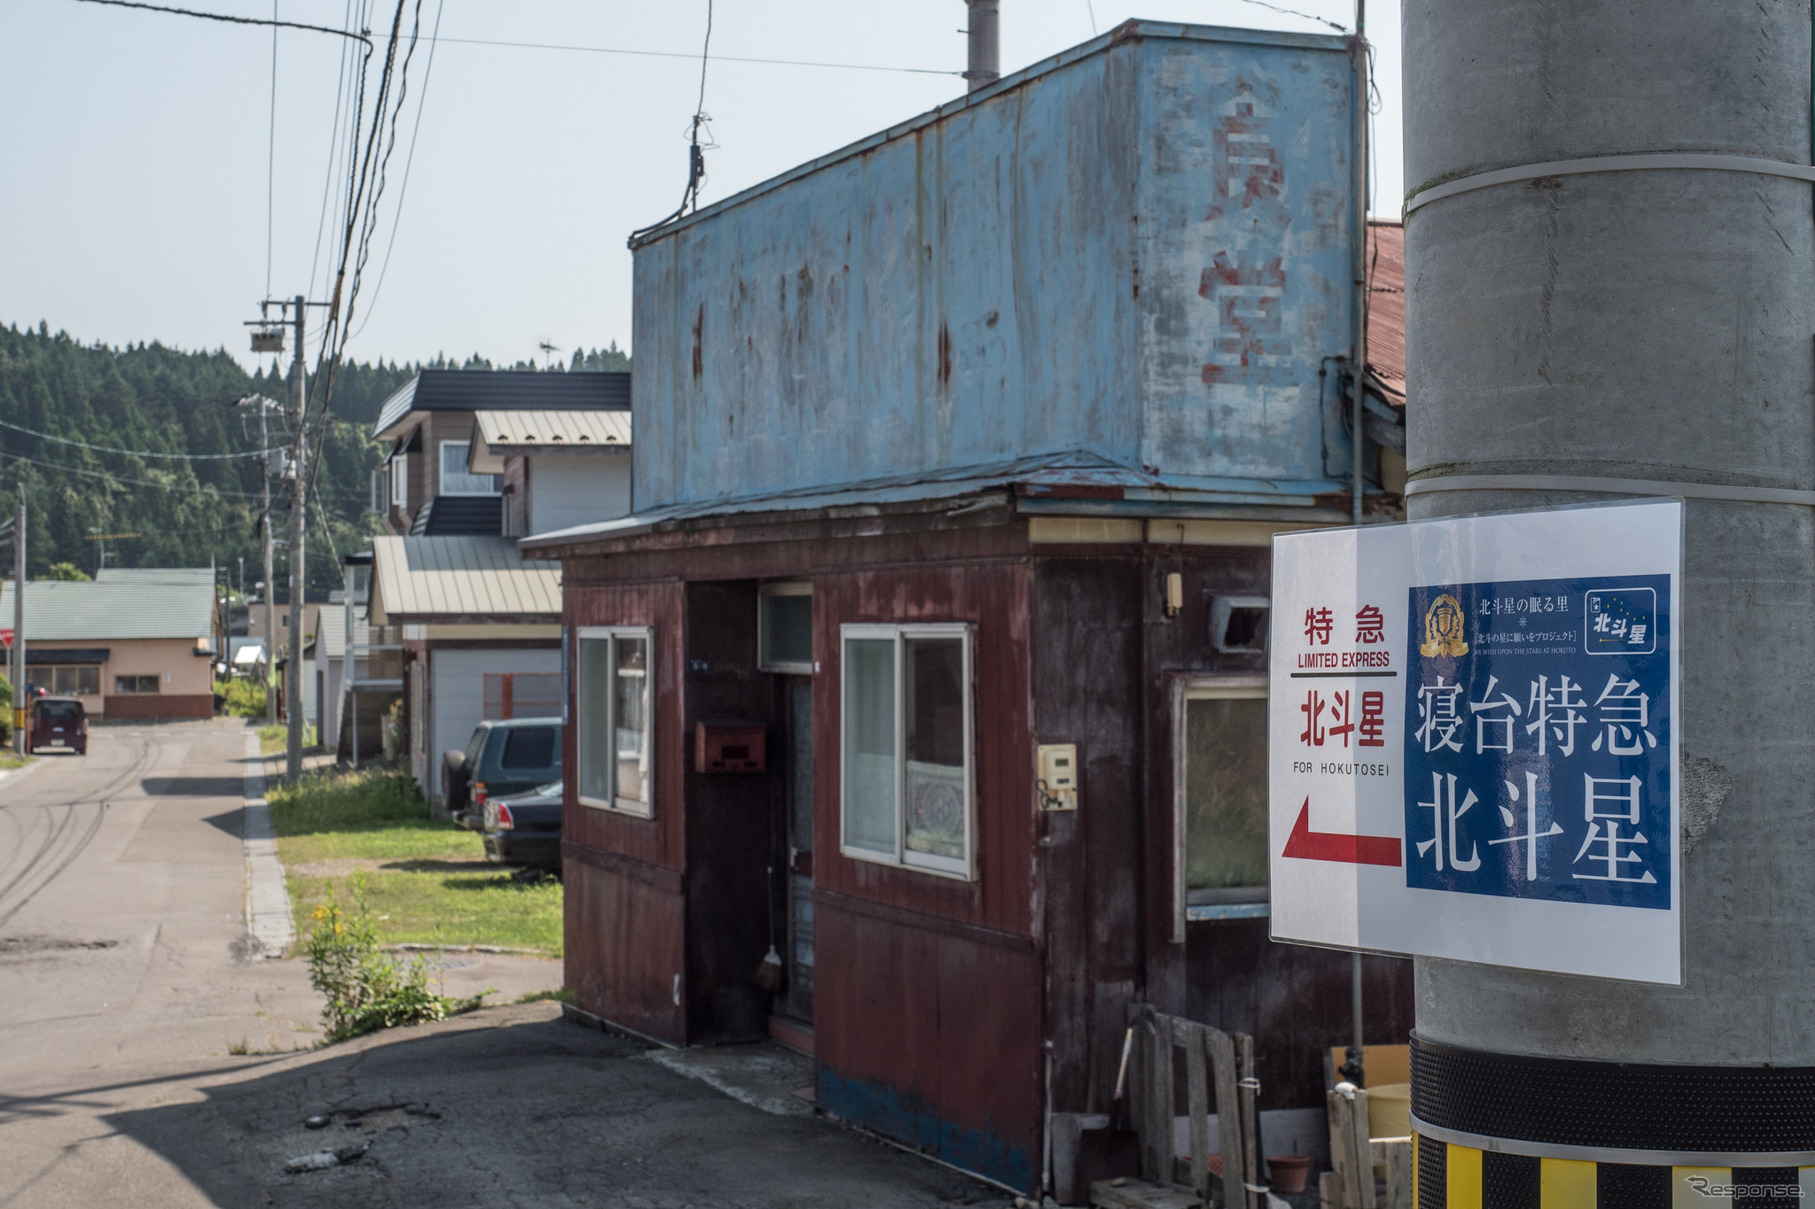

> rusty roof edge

[
  {"left": 519, "top": 459, "right": 1359, "bottom": 558},
  {"left": 625, "top": 20, "right": 1351, "bottom": 252}
]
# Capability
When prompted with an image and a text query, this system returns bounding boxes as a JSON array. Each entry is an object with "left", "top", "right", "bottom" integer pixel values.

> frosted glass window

[
  {"left": 840, "top": 625, "right": 973, "bottom": 877},
  {"left": 1183, "top": 692, "right": 1269, "bottom": 891},
  {"left": 841, "top": 638, "right": 897, "bottom": 857}
]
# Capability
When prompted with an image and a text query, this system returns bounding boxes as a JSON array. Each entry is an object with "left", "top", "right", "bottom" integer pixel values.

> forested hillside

[{"left": 0, "top": 323, "right": 629, "bottom": 594}]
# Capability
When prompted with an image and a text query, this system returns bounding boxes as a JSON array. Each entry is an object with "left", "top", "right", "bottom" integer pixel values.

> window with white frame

[
  {"left": 840, "top": 624, "right": 974, "bottom": 878},
  {"left": 576, "top": 627, "right": 653, "bottom": 817},
  {"left": 1175, "top": 678, "right": 1269, "bottom": 928},
  {"left": 390, "top": 454, "right": 408, "bottom": 507},
  {"left": 439, "top": 440, "right": 500, "bottom": 496}
]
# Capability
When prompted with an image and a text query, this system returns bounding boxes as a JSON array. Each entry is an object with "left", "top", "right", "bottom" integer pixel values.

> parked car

[
  {"left": 482, "top": 779, "right": 562, "bottom": 871},
  {"left": 442, "top": 717, "right": 562, "bottom": 830},
  {"left": 28, "top": 697, "right": 87, "bottom": 755}
]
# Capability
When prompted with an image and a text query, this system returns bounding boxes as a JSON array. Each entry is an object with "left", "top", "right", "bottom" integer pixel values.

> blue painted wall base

[{"left": 815, "top": 1065, "right": 1035, "bottom": 1194}]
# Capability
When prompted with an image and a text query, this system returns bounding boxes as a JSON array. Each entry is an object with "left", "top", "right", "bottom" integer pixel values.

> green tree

[{"left": 43, "top": 562, "right": 90, "bottom": 581}]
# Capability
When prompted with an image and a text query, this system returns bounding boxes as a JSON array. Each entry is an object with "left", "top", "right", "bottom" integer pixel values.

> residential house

[
  {"left": 1, "top": 567, "right": 220, "bottom": 720},
  {"left": 361, "top": 370, "right": 635, "bottom": 798},
  {"left": 366, "top": 535, "right": 563, "bottom": 801},
  {"left": 526, "top": 24, "right": 1408, "bottom": 1199},
  {"left": 374, "top": 369, "right": 629, "bottom": 537}
]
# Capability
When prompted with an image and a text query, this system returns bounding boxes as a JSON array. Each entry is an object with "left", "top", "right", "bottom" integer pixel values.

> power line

[
  {"left": 1228, "top": 0, "right": 1348, "bottom": 32},
  {"left": 345, "top": 0, "right": 443, "bottom": 344},
  {"left": 69, "top": 0, "right": 374, "bottom": 45},
  {"left": 427, "top": 32, "right": 961, "bottom": 77},
  {"left": 264, "top": 0, "right": 278, "bottom": 299},
  {"left": 0, "top": 417, "right": 280, "bottom": 460},
  {"left": 631, "top": 1, "right": 718, "bottom": 240},
  {"left": 0, "top": 446, "right": 263, "bottom": 499}
]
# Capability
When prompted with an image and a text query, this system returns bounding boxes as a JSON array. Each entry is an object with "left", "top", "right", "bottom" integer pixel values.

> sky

[{"left": 1, "top": 0, "right": 1400, "bottom": 373}]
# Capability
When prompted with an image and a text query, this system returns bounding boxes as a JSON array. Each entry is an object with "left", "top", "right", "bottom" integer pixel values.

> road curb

[{"left": 242, "top": 730, "right": 295, "bottom": 958}]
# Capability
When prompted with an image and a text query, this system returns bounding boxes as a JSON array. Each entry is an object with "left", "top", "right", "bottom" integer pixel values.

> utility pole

[
  {"left": 1349, "top": 0, "right": 1367, "bottom": 527},
  {"left": 1405, "top": 0, "right": 1813, "bottom": 1180},
  {"left": 285, "top": 294, "right": 307, "bottom": 781},
  {"left": 1344, "top": 0, "right": 1368, "bottom": 1091},
  {"left": 246, "top": 297, "right": 327, "bottom": 780},
  {"left": 12, "top": 489, "right": 24, "bottom": 756},
  {"left": 259, "top": 398, "right": 277, "bottom": 726}
]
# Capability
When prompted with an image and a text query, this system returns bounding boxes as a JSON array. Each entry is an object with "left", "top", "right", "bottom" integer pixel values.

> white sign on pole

[{"left": 1268, "top": 500, "right": 1682, "bottom": 984}]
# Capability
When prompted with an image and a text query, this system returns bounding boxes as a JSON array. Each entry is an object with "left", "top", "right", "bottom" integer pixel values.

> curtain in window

[
  {"left": 613, "top": 637, "right": 649, "bottom": 805},
  {"left": 904, "top": 637, "right": 965, "bottom": 860}
]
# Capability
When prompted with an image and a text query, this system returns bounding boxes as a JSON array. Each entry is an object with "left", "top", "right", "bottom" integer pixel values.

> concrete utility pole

[
  {"left": 285, "top": 294, "right": 307, "bottom": 782},
  {"left": 259, "top": 399, "right": 277, "bottom": 726},
  {"left": 11, "top": 490, "right": 22, "bottom": 756},
  {"left": 963, "top": 0, "right": 999, "bottom": 93},
  {"left": 1349, "top": 0, "right": 1367, "bottom": 528},
  {"left": 1405, "top": 0, "right": 1815, "bottom": 1175}
]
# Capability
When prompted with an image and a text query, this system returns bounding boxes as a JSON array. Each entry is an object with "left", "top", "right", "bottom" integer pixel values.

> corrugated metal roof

[
  {"left": 0, "top": 573, "right": 215, "bottom": 640},
  {"left": 96, "top": 566, "right": 217, "bottom": 587},
  {"left": 519, "top": 450, "right": 1350, "bottom": 554},
  {"left": 474, "top": 409, "right": 631, "bottom": 450},
  {"left": 369, "top": 535, "right": 561, "bottom": 622},
  {"left": 374, "top": 371, "right": 632, "bottom": 440},
  {"left": 1367, "top": 221, "right": 1406, "bottom": 402}
]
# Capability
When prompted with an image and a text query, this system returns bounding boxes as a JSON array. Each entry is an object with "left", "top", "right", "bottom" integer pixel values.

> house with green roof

[{"left": 0, "top": 567, "right": 220, "bottom": 720}]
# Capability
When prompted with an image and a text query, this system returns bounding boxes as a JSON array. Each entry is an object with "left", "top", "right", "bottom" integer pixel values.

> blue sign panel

[{"left": 1402, "top": 574, "right": 1672, "bottom": 910}]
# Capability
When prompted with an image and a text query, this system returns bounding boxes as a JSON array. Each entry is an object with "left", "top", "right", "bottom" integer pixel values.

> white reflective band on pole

[
  {"left": 1404, "top": 153, "right": 1815, "bottom": 215},
  {"left": 1405, "top": 474, "right": 1815, "bottom": 508}
]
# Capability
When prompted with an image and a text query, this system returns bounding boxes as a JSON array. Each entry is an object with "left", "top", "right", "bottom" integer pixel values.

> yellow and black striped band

[{"left": 1415, "top": 1134, "right": 1815, "bottom": 1209}]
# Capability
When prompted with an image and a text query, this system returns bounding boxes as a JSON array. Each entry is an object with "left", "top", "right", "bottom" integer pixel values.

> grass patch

[
  {"left": 515, "top": 988, "right": 574, "bottom": 1005},
  {"left": 269, "top": 767, "right": 429, "bottom": 835},
  {"left": 271, "top": 768, "right": 562, "bottom": 957},
  {"left": 258, "top": 722, "right": 318, "bottom": 755},
  {"left": 286, "top": 869, "right": 562, "bottom": 955},
  {"left": 0, "top": 753, "right": 29, "bottom": 771}
]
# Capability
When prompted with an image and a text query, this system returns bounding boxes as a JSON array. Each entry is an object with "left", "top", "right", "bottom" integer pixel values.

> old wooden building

[{"left": 527, "top": 23, "right": 1411, "bottom": 1197}]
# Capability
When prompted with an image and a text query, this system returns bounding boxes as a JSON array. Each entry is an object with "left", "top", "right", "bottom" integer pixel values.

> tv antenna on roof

[{"left": 537, "top": 340, "right": 561, "bottom": 370}]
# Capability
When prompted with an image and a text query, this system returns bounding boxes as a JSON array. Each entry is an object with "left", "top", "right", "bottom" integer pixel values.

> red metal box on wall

[{"left": 694, "top": 721, "right": 766, "bottom": 773}]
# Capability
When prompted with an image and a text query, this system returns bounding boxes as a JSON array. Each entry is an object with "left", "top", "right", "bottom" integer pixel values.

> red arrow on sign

[{"left": 1281, "top": 798, "right": 1402, "bottom": 867}]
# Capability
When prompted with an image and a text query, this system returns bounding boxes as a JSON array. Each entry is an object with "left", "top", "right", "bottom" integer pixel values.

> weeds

[
  {"left": 269, "top": 767, "right": 428, "bottom": 836},
  {"left": 515, "top": 988, "right": 575, "bottom": 1005},
  {"left": 216, "top": 677, "right": 267, "bottom": 718},
  {"left": 304, "top": 875, "right": 488, "bottom": 1042}
]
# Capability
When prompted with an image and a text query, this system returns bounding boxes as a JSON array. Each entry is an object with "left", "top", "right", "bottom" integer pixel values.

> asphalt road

[{"left": 0, "top": 721, "right": 1012, "bottom": 1208}]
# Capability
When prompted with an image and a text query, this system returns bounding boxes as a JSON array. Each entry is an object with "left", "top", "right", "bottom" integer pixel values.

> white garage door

[{"left": 428, "top": 646, "right": 561, "bottom": 798}]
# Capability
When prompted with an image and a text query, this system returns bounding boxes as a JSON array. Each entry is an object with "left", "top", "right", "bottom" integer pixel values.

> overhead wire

[
  {"left": 0, "top": 417, "right": 280, "bottom": 460},
  {"left": 265, "top": 0, "right": 278, "bottom": 298},
  {"left": 345, "top": 0, "right": 444, "bottom": 344},
  {"left": 630, "top": 0, "right": 717, "bottom": 240},
  {"left": 70, "top": 0, "right": 372, "bottom": 46},
  {"left": 426, "top": 32, "right": 959, "bottom": 77},
  {"left": 306, "top": 0, "right": 360, "bottom": 312}
]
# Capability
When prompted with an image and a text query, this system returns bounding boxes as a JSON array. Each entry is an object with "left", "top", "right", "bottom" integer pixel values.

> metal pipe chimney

[
  {"left": 964, "top": 0, "right": 999, "bottom": 93},
  {"left": 1404, "top": 0, "right": 1815, "bottom": 1186}
]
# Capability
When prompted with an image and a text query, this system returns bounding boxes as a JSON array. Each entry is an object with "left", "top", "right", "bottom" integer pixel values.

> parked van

[{"left": 29, "top": 697, "right": 87, "bottom": 755}]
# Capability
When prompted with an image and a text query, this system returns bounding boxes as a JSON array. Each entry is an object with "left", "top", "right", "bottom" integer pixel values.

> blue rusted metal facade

[{"left": 630, "top": 22, "right": 1359, "bottom": 518}]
